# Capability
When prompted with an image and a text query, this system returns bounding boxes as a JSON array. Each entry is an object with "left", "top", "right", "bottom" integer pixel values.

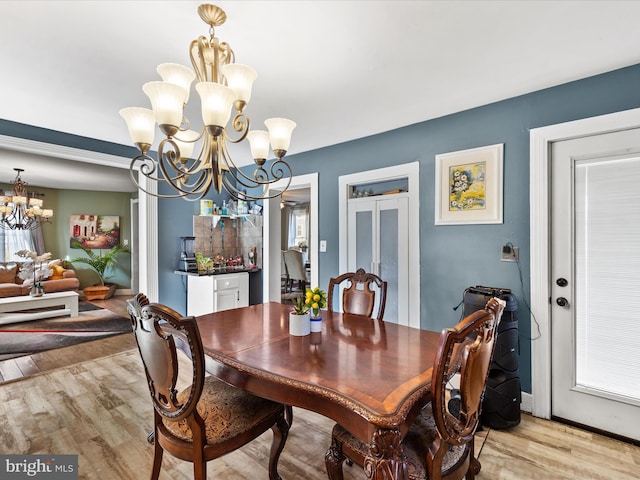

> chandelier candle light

[
  {"left": 0, "top": 169, "right": 54, "bottom": 231},
  {"left": 120, "top": 3, "right": 296, "bottom": 202}
]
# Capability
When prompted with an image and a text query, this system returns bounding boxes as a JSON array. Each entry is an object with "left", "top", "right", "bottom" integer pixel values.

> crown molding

[{"left": 0, "top": 134, "right": 131, "bottom": 169}]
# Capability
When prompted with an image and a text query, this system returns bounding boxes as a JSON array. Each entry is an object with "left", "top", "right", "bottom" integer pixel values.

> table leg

[
  {"left": 363, "top": 429, "right": 408, "bottom": 480},
  {"left": 68, "top": 296, "right": 79, "bottom": 317}
]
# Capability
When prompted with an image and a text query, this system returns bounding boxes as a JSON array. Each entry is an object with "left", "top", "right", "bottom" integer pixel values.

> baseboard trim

[{"left": 521, "top": 391, "right": 533, "bottom": 413}]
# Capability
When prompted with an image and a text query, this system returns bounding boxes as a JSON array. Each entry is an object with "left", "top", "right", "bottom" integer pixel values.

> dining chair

[
  {"left": 327, "top": 268, "right": 387, "bottom": 321},
  {"left": 283, "top": 248, "right": 307, "bottom": 292},
  {"left": 127, "top": 293, "right": 290, "bottom": 480},
  {"left": 325, "top": 297, "right": 505, "bottom": 480}
]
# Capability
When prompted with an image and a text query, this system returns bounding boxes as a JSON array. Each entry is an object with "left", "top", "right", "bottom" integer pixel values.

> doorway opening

[{"left": 264, "top": 173, "right": 318, "bottom": 303}]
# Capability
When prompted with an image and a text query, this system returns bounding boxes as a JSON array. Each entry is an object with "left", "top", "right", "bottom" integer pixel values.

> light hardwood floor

[
  {"left": 0, "top": 296, "right": 136, "bottom": 384},
  {"left": 1, "top": 296, "right": 639, "bottom": 479}
]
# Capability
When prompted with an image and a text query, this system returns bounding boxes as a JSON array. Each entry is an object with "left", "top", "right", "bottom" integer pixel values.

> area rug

[{"left": 0, "top": 301, "right": 132, "bottom": 361}]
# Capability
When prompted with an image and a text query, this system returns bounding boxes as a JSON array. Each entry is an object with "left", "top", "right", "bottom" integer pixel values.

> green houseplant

[
  {"left": 70, "top": 241, "right": 130, "bottom": 300},
  {"left": 289, "top": 296, "right": 310, "bottom": 336}
]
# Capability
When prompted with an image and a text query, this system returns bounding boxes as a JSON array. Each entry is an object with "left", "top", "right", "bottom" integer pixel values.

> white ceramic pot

[
  {"left": 289, "top": 312, "right": 310, "bottom": 336},
  {"left": 310, "top": 315, "right": 322, "bottom": 333}
]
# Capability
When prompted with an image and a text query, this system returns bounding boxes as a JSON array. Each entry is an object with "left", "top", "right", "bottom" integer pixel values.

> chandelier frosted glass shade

[
  {"left": 220, "top": 64, "right": 257, "bottom": 107},
  {"left": 195, "top": 82, "right": 236, "bottom": 130},
  {"left": 157, "top": 63, "right": 196, "bottom": 104},
  {"left": 119, "top": 107, "right": 155, "bottom": 147},
  {"left": 265, "top": 118, "right": 297, "bottom": 152},
  {"left": 142, "top": 82, "right": 185, "bottom": 130},
  {"left": 120, "top": 3, "right": 296, "bottom": 201}
]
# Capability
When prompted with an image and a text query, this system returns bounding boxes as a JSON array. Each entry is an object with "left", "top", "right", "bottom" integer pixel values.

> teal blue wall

[{"left": 3, "top": 63, "right": 640, "bottom": 394}]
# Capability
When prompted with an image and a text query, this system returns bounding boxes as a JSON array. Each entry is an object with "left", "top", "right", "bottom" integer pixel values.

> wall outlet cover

[{"left": 501, "top": 245, "right": 519, "bottom": 262}]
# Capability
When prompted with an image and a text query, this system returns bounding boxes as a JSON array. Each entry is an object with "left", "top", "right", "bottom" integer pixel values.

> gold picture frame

[{"left": 434, "top": 143, "right": 504, "bottom": 225}]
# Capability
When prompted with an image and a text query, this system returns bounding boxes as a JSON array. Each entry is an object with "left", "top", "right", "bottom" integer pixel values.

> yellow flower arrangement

[{"left": 305, "top": 286, "right": 327, "bottom": 317}]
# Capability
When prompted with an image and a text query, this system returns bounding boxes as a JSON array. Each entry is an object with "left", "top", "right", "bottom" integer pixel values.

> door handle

[{"left": 556, "top": 297, "right": 569, "bottom": 307}]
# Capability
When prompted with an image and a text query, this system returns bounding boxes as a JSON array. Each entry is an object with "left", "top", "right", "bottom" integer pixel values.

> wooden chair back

[
  {"left": 127, "top": 293, "right": 290, "bottom": 480},
  {"left": 427, "top": 296, "right": 505, "bottom": 478},
  {"left": 325, "top": 297, "right": 504, "bottom": 480},
  {"left": 128, "top": 292, "right": 204, "bottom": 423},
  {"left": 327, "top": 268, "right": 387, "bottom": 321}
]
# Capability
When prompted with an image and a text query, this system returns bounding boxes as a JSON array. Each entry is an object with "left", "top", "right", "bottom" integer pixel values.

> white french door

[
  {"left": 550, "top": 128, "right": 640, "bottom": 440},
  {"left": 347, "top": 195, "right": 409, "bottom": 325}
]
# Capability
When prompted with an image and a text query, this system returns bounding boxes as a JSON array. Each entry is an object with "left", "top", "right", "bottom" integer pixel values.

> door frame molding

[
  {"left": 338, "top": 162, "right": 420, "bottom": 329},
  {"left": 529, "top": 107, "right": 640, "bottom": 418}
]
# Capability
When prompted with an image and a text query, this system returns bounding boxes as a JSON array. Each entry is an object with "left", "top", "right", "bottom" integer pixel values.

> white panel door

[
  {"left": 550, "top": 128, "right": 640, "bottom": 441},
  {"left": 347, "top": 195, "right": 409, "bottom": 325}
]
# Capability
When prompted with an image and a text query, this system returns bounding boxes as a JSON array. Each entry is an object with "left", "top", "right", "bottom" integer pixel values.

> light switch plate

[{"left": 320, "top": 240, "right": 327, "bottom": 252}]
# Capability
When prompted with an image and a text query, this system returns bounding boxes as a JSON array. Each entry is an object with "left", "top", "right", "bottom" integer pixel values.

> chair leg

[
  {"left": 193, "top": 460, "right": 206, "bottom": 480},
  {"left": 468, "top": 438, "right": 480, "bottom": 479},
  {"left": 325, "top": 437, "right": 346, "bottom": 480},
  {"left": 268, "top": 411, "right": 291, "bottom": 480},
  {"left": 150, "top": 436, "right": 163, "bottom": 480},
  {"left": 285, "top": 405, "right": 294, "bottom": 427}
]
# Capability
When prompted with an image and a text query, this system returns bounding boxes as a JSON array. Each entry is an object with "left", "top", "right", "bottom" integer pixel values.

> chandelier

[
  {"left": 120, "top": 3, "right": 296, "bottom": 202},
  {"left": 0, "top": 168, "right": 54, "bottom": 231}
]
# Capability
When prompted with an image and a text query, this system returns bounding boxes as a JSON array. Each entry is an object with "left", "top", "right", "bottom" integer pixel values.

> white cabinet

[{"left": 187, "top": 272, "right": 249, "bottom": 316}]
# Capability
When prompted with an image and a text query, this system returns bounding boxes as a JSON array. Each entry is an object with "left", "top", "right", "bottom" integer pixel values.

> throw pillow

[
  {"left": 48, "top": 258, "right": 63, "bottom": 268},
  {"left": 0, "top": 264, "right": 17, "bottom": 283},
  {"left": 50, "top": 264, "right": 66, "bottom": 280}
]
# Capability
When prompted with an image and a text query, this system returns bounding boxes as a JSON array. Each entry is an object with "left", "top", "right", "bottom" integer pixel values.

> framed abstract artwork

[{"left": 434, "top": 143, "right": 504, "bottom": 225}]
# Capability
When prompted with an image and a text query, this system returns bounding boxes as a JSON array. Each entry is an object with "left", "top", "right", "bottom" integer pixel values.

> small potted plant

[
  {"left": 305, "top": 286, "right": 327, "bottom": 332},
  {"left": 70, "top": 241, "right": 130, "bottom": 300},
  {"left": 289, "top": 296, "right": 310, "bottom": 336}
]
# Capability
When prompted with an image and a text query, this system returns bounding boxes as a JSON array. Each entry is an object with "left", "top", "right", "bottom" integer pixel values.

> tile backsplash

[{"left": 193, "top": 214, "right": 263, "bottom": 268}]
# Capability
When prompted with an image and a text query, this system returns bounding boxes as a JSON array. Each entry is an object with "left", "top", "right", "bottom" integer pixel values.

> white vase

[
  {"left": 310, "top": 315, "right": 322, "bottom": 333},
  {"left": 30, "top": 285, "right": 44, "bottom": 297},
  {"left": 289, "top": 312, "right": 310, "bottom": 336}
]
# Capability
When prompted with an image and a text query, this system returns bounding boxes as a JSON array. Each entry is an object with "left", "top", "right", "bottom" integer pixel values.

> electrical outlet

[{"left": 501, "top": 244, "right": 519, "bottom": 262}]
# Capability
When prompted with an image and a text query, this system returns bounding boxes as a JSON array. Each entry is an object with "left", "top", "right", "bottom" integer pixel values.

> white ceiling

[{"left": 2, "top": 0, "right": 640, "bottom": 191}]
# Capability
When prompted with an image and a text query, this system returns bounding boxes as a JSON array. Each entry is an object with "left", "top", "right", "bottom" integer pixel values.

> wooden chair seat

[
  {"left": 163, "top": 375, "right": 285, "bottom": 448},
  {"left": 331, "top": 405, "right": 468, "bottom": 479}
]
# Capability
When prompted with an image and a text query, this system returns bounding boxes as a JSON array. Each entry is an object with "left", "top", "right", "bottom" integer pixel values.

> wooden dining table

[{"left": 194, "top": 302, "right": 442, "bottom": 480}]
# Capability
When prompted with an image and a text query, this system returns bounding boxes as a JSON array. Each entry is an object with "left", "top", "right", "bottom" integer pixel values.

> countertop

[{"left": 174, "top": 267, "right": 261, "bottom": 276}]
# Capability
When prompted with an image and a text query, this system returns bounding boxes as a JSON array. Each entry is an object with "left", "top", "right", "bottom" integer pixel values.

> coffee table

[{"left": 0, "top": 291, "right": 80, "bottom": 325}]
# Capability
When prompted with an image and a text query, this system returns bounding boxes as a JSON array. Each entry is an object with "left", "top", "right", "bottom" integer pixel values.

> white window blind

[{"left": 575, "top": 155, "right": 640, "bottom": 402}]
